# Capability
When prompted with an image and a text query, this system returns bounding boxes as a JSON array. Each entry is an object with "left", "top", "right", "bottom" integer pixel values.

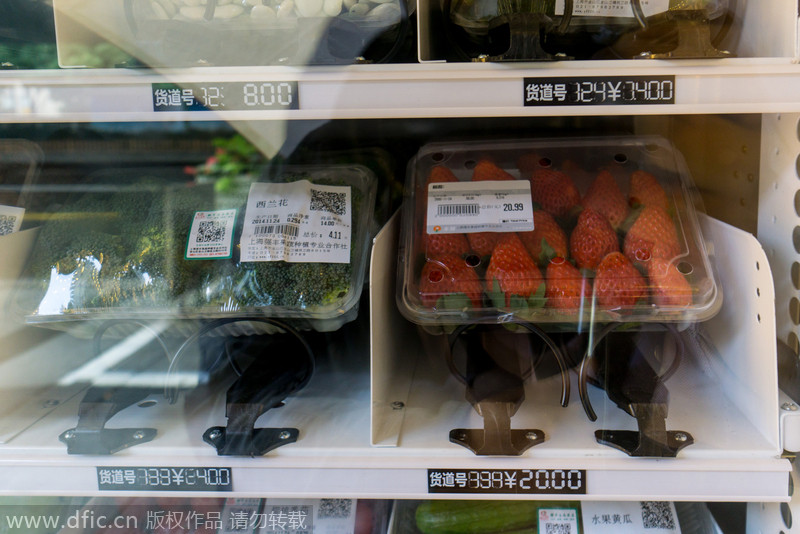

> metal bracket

[
  {"left": 447, "top": 326, "right": 566, "bottom": 456},
  {"left": 589, "top": 328, "right": 692, "bottom": 458},
  {"left": 203, "top": 336, "right": 313, "bottom": 457},
  {"left": 59, "top": 387, "right": 157, "bottom": 455}
]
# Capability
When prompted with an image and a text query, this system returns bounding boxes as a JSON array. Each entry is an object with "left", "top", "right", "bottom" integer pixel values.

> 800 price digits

[{"left": 428, "top": 469, "right": 586, "bottom": 495}]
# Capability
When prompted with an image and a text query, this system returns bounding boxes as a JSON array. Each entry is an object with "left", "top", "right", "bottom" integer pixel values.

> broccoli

[
  {"left": 248, "top": 261, "right": 352, "bottom": 310},
  {"left": 23, "top": 183, "right": 217, "bottom": 315}
]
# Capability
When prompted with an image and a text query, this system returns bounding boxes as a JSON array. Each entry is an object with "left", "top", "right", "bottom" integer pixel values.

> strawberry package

[{"left": 396, "top": 137, "right": 721, "bottom": 330}]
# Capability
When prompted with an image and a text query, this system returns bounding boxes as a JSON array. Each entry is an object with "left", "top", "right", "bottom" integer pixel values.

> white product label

[
  {"left": 240, "top": 180, "right": 351, "bottom": 264},
  {"left": 538, "top": 508, "right": 580, "bottom": 534},
  {"left": 582, "top": 501, "right": 681, "bottom": 533},
  {"left": 185, "top": 209, "right": 237, "bottom": 259},
  {"left": 0, "top": 205, "right": 24, "bottom": 236},
  {"left": 254, "top": 499, "right": 357, "bottom": 534},
  {"left": 427, "top": 181, "right": 534, "bottom": 234},
  {"left": 555, "top": 0, "right": 668, "bottom": 17}
]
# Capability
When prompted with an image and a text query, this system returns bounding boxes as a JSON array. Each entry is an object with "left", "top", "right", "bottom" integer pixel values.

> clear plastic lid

[
  {"left": 53, "top": 0, "right": 411, "bottom": 66},
  {"left": 16, "top": 164, "right": 377, "bottom": 332},
  {"left": 397, "top": 136, "right": 721, "bottom": 328}
]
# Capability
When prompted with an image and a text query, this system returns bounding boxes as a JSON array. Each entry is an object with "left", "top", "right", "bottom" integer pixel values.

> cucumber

[{"left": 415, "top": 500, "right": 541, "bottom": 534}]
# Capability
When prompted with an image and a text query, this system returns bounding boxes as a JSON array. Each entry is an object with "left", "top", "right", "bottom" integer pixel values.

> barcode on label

[
  {"left": 196, "top": 220, "right": 227, "bottom": 243},
  {"left": 641, "top": 501, "right": 676, "bottom": 529},
  {"left": 310, "top": 188, "right": 346, "bottom": 215},
  {"left": 544, "top": 524, "right": 572, "bottom": 534},
  {"left": 317, "top": 499, "right": 353, "bottom": 519},
  {"left": 0, "top": 214, "right": 18, "bottom": 236},
  {"left": 437, "top": 204, "right": 480, "bottom": 216},
  {"left": 254, "top": 224, "right": 299, "bottom": 237}
]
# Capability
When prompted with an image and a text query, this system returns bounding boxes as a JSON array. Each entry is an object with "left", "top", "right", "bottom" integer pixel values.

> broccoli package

[
  {"left": 212, "top": 166, "right": 377, "bottom": 330},
  {"left": 19, "top": 165, "right": 376, "bottom": 332}
]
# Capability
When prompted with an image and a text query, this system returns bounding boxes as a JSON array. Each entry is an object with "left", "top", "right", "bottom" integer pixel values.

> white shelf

[
  {"left": 1, "top": 59, "right": 800, "bottom": 123},
  {"left": 0, "top": 214, "right": 787, "bottom": 501}
]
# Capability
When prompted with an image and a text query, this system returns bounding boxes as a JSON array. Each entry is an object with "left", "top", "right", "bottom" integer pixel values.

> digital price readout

[
  {"left": 428, "top": 469, "right": 586, "bottom": 495},
  {"left": 153, "top": 82, "right": 299, "bottom": 112},
  {"left": 524, "top": 76, "right": 675, "bottom": 106},
  {"left": 97, "top": 466, "right": 233, "bottom": 492}
]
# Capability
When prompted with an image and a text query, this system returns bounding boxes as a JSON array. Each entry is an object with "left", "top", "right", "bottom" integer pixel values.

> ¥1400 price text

[{"left": 428, "top": 469, "right": 586, "bottom": 495}]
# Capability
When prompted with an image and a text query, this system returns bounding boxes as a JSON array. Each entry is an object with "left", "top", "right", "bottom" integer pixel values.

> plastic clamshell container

[
  {"left": 53, "top": 0, "right": 411, "bottom": 67},
  {"left": 397, "top": 136, "right": 721, "bottom": 329},
  {"left": 16, "top": 164, "right": 377, "bottom": 333}
]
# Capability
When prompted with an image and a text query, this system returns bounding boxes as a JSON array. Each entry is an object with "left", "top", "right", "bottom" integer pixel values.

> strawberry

[
  {"left": 517, "top": 153, "right": 546, "bottom": 176},
  {"left": 485, "top": 233, "right": 544, "bottom": 306},
  {"left": 581, "top": 170, "right": 629, "bottom": 230},
  {"left": 423, "top": 232, "right": 470, "bottom": 257},
  {"left": 570, "top": 208, "right": 619, "bottom": 270},
  {"left": 629, "top": 170, "right": 669, "bottom": 211},
  {"left": 428, "top": 165, "right": 458, "bottom": 184},
  {"left": 418, "top": 253, "right": 483, "bottom": 309},
  {"left": 472, "top": 159, "right": 515, "bottom": 181},
  {"left": 545, "top": 256, "right": 591, "bottom": 312},
  {"left": 647, "top": 257, "right": 693, "bottom": 307},
  {"left": 594, "top": 251, "right": 648, "bottom": 308},
  {"left": 466, "top": 160, "right": 515, "bottom": 255},
  {"left": 519, "top": 210, "right": 568, "bottom": 265},
  {"left": 529, "top": 168, "right": 581, "bottom": 218},
  {"left": 623, "top": 205, "right": 681, "bottom": 264}
]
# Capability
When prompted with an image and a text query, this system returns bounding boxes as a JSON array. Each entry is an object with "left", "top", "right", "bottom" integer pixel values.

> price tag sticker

[
  {"left": 524, "top": 76, "right": 675, "bottom": 106},
  {"left": 185, "top": 209, "right": 237, "bottom": 259},
  {"left": 240, "top": 180, "right": 352, "bottom": 264},
  {"left": 427, "top": 469, "right": 586, "bottom": 495},
  {"left": 582, "top": 501, "right": 680, "bottom": 533},
  {"left": 97, "top": 466, "right": 233, "bottom": 491},
  {"left": 426, "top": 181, "right": 534, "bottom": 235},
  {"left": 0, "top": 205, "right": 24, "bottom": 236},
  {"left": 538, "top": 508, "right": 581, "bottom": 534},
  {"left": 555, "top": 0, "right": 668, "bottom": 17}
]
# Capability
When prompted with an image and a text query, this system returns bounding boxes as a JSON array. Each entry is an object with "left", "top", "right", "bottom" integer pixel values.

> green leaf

[
  {"left": 436, "top": 293, "right": 472, "bottom": 311},
  {"left": 527, "top": 282, "right": 547, "bottom": 309},
  {"left": 508, "top": 294, "right": 529, "bottom": 312},
  {"left": 538, "top": 238, "right": 558, "bottom": 265},
  {"left": 489, "top": 278, "right": 506, "bottom": 309}
]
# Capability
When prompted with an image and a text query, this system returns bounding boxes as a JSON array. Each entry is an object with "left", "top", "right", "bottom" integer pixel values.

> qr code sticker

[
  {"left": 309, "top": 189, "right": 346, "bottom": 216},
  {"left": 196, "top": 220, "right": 226, "bottom": 243},
  {"left": 0, "top": 214, "right": 17, "bottom": 236},
  {"left": 640, "top": 501, "right": 676, "bottom": 529},
  {"left": 544, "top": 524, "right": 573, "bottom": 534},
  {"left": 317, "top": 499, "right": 352, "bottom": 519}
]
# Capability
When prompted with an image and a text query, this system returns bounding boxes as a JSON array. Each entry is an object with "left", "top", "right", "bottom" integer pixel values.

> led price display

[
  {"left": 524, "top": 76, "right": 675, "bottom": 106},
  {"left": 153, "top": 82, "right": 299, "bottom": 112},
  {"left": 97, "top": 466, "right": 233, "bottom": 491},
  {"left": 428, "top": 469, "right": 586, "bottom": 495}
]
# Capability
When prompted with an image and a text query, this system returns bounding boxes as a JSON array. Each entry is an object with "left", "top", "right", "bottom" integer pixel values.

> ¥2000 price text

[{"left": 428, "top": 469, "right": 586, "bottom": 495}]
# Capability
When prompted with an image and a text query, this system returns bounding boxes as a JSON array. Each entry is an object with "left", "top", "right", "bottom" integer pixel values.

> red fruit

[
  {"left": 419, "top": 253, "right": 483, "bottom": 308},
  {"left": 485, "top": 233, "right": 544, "bottom": 306},
  {"left": 594, "top": 252, "right": 648, "bottom": 308},
  {"left": 647, "top": 257, "right": 693, "bottom": 307},
  {"left": 423, "top": 232, "right": 470, "bottom": 257},
  {"left": 629, "top": 170, "right": 669, "bottom": 211},
  {"left": 427, "top": 165, "right": 458, "bottom": 184},
  {"left": 581, "top": 170, "right": 630, "bottom": 230},
  {"left": 517, "top": 153, "right": 545, "bottom": 175},
  {"left": 519, "top": 210, "right": 568, "bottom": 264},
  {"left": 624, "top": 205, "right": 681, "bottom": 264},
  {"left": 545, "top": 256, "right": 591, "bottom": 312},
  {"left": 529, "top": 168, "right": 581, "bottom": 218},
  {"left": 570, "top": 208, "right": 619, "bottom": 271},
  {"left": 472, "top": 159, "right": 515, "bottom": 181},
  {"left": 467, "top": 232, "right": 501, "bottom": 257}
]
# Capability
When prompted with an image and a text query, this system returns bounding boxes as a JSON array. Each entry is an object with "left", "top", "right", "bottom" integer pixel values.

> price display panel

[{"left": 152, "top": 82, "right": 299, "bottom": 112}]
